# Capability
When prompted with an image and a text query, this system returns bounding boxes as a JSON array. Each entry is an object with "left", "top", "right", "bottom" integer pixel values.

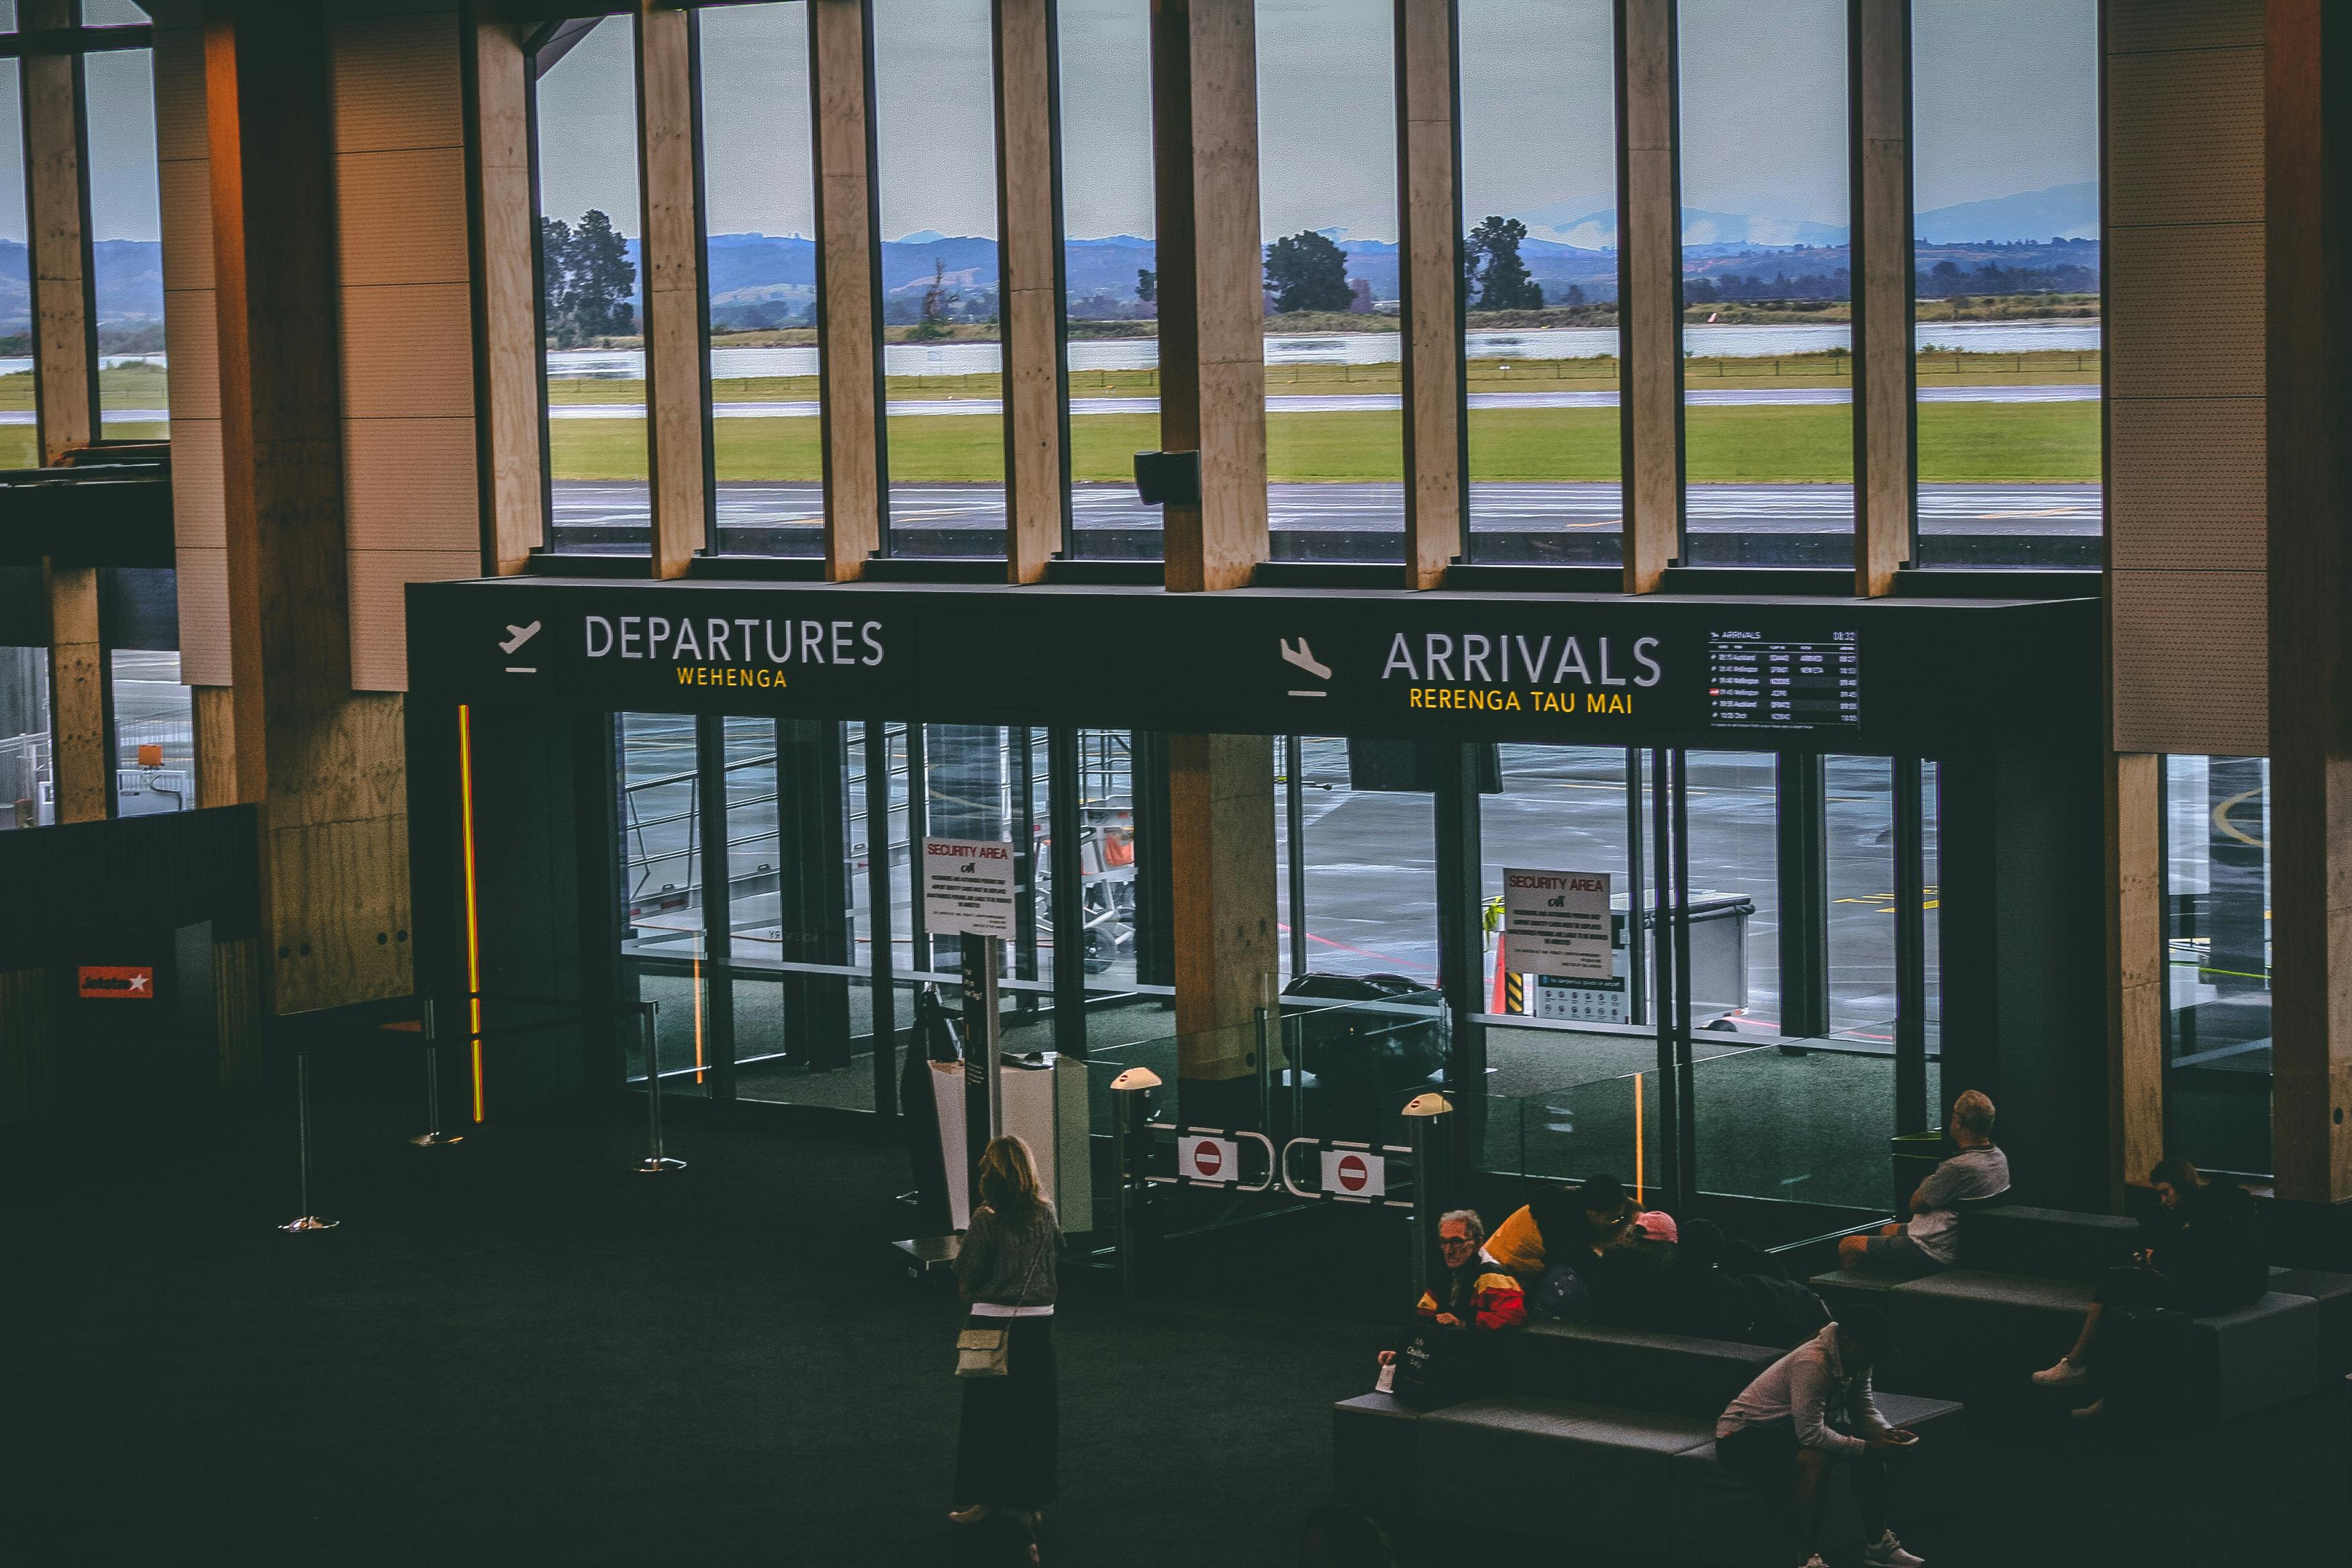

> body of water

[{"left": 542, "top": 319, "right": 2100, "bottom": 380}]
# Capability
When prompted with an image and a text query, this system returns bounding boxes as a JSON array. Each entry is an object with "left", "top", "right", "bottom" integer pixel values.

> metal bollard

[
  {"left": 409, "top": 993, "right": 463, "bottom": 1147},
  {"left": 1401, "top": 1091, "right": 1453, "bottom": 1304},
  {"left": 279, "top": 1050, "right": 340, "bottom": 1233},
  {"left": 636, "top": 1002, "right": 685, "bottom": 1173},
  {"left": 1253, "top": 1005, "right": 1273, "bottom": 1135},
  {"left": 1109, "top": 1066, "right": 1161, "bottom": 1297}
]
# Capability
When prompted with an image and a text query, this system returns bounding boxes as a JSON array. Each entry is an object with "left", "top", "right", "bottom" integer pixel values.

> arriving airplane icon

[
  {"left": 499, "top": 620, "right": 543, "bottom": 655},
  {"left": 1280, "top": 637, "right": 1332, "bottom": 681}
]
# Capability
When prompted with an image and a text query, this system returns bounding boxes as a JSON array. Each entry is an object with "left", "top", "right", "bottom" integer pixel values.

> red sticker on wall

[{"left": 78, "top": 966, "right": 155, "bottom": 999}]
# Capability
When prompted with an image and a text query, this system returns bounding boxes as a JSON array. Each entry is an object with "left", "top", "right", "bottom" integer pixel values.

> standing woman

[{"left": 950, "top": 1135, "right": 1061, "bottom": 1538}]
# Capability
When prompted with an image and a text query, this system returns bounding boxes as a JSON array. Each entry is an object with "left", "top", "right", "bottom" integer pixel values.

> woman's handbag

[{"left": 953, "top": 1218, "right": 1052, "bottom": 1379}]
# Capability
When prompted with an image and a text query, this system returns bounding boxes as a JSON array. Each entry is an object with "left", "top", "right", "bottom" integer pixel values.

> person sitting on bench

[
  {"left": 1378, "top": 1210, "right": 1527, "bottom": 1387},
  {"left": 1715, "top": 1306, "right": 1926, "bottom": 1568},
  {"left": 1485, "top": 1175, "right": 1633, "bottom": 1318},
  {"left": 2029, "top": 1157, "right": 2267, "bottom": 1421},
  {"left": 1839, "top": 1089, "right": 2010, "bottom": 1276}
]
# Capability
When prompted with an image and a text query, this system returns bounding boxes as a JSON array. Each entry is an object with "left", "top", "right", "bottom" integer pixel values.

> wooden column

[
  {"left": 1168, "top": 732, "right": 1279, "bottom": 1093},
  {"left": 1151, "top": 0, "right": 1267, "bottom": 593},
  {"left": 470, "top": 17, "right": 542, "bottom": 574},
  {"left": 1395, "top": 0, "right": 1464, "bottom": 589},
  {"left": 2265, "top": 0, "right": 2352, "bottom": 1203},
  {"left": 810, "top": 0, "right": 885, "bottom": 580},
  {"left": 1615, "top": 0, "right": 1681, "bottom": 593},
  {"left": 2104, "top": 750, "right": 2164, "bottom": 1204},
  {"left": 209, "top": 0, "right": 410, "bottom": 1014},
  {"left": 993, "top": 0, "right": 1070, "bottom": 583},
  {"left": 21, "top": 0, "right": 107, "bottom": 823},
  {"left": 636, "top": 2, "right": 709, "bottom": 579},
  {"left": 1849, "top": 0, "right": 1912, "bottom": 596}
]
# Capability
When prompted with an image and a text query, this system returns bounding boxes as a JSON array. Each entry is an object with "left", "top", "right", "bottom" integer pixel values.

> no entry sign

[
  {"left": 1320, "top": 1148, "right": 1387, "bottom": 1198},
  {"left": 1178, "top": 1134, "right": 1240, "bottom": 1183}
]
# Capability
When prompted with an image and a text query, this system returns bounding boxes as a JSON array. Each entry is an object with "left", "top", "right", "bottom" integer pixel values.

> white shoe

[
  {"left": 2071, "top": 1398, "right": 2106, "bottom": 1422},
  {"left": 2030, "top": 1355, "right": 2090, "bottom": 1387},
  {"left": 1863, "top": 1530, "right": 1926, "bottom": 1567},
  {"left": 1798, "top": 1556, "right": 1829, "bottom": 1568}
]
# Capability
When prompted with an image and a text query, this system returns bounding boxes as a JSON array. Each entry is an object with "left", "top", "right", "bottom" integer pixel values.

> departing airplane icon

[
  {"left": 1280, "top": 637, "right": 1332, "bottom": 681},
  {"left": 499, "top": 621, "right": 542, "bottom": 655}
]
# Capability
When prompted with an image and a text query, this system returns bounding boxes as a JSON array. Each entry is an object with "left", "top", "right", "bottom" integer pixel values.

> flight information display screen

[{"left": 1706, "top": 630, "right": 1861, "bottom": 730}]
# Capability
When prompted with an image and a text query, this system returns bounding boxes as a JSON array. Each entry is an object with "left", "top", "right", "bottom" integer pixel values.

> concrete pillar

[
  {"left": 636, "top": 1, "right": 710, "bottom": 580},
  {"left": 2265, "top": 0, "right": 2352, "bottom": 1202},
  {"left": 1395, "top": 0, "right": 1464, "bottom": 590},
  {"left": 1850, "top": 0, "right": 1914, "bottom": 596},
  {"left": 810, "top": 0, "right": 886, "bottom": 579},
  {"left": 993, "top": 0, "right": 1071, "bottom": 583},
  {"left": 1616, "top": 0, "right": 1681, "bottom": 592},
  {"left": 1151, "top": 0, "right": 1267, "bottom": 592}
]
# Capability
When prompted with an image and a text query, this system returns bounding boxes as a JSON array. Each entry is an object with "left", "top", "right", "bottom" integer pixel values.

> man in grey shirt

[
  {"left": 1840, "top": 1089, "right": 2010, "bottom": 1275},
  {"left": 1715, "top": 1308, "right": 1925, "bottom": 1568}
]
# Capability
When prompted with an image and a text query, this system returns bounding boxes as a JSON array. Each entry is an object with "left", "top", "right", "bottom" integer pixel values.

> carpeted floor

[{"left": 7, "top": 1050, "right": 2348, "bottom": 1568}]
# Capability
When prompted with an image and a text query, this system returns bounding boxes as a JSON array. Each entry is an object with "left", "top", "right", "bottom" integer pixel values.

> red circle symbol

[
  {"left": 1193, "top": 1142, "right": 1223, "bottom": 1177},
  {"left": 1336, "top": 1153, "right": 1369, "bottom": 1191}
]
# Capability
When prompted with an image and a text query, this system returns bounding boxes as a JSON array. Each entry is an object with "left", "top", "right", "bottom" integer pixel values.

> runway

[
  {"left": 553, "top": 479, "right": 2101, "bottom": 538},
  {"left": 541, "top": 382, "right": 2096, "bottom": 421}
]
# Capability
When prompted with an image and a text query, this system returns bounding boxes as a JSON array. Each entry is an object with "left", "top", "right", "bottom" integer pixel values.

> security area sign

[
  {"left": 1502, "top": 869, "right": 1613, "bottom": 979},
  {"left": 922, "top": 838, "right": 1017, "bottom": 939}
]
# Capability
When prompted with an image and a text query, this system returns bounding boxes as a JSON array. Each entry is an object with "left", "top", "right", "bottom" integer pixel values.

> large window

[
  {"left": 1058, "top": 1, "right": 1159, "bottom": 560},
  {"left": 1277, "top": 738, "right": 1438, "bottom": 983},
  {"left": 110, "top": 648, "right": 191, "bottom": 816},
  {"left": 1911, "top": 0, "right": 2101, "bottom": 569},
  {"left": 535, "top": 20, "right": 648, "bottom": 556},
  {"left": 1677, "top": 0, "right": 1853, "bottom": 567},
  {"left": 0, "top": 59, "right": 30, "bottom": 469},
  {"left": 0, "top": 646, "right": 49, "bottom": 828},
  {"left": 2164, "top": 755, "right": 2271, "bottom": 1175},
  {"left": 699, "top": 2, "right": 822, "bottom": 558},
  {"left": 616, "top": 711, "right": 712, "bottom": 1097},
  {"left": 1257, "top": 1, "right": 1402, "bottom": 562},
  {"left": 87, "top": 43, "right": 164, "bottom": 442},
  {"left": 873, "top": 0, "right": 1005, "bottom": 558},
  {"left": 1459, "top": 0, "right": 1620, "bottom": 565}
]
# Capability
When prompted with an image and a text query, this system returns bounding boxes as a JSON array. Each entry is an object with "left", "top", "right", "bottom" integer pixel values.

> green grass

[
  {"left": 0, "top": 364, "right": 170, "bottom": 412},
  {"left": 556, "top": 401, "right": 2099, "bottom": 485}
]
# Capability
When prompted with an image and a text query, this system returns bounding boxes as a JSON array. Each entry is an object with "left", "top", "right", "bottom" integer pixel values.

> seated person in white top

[{"left": 1839, "top": 1090, "right": 2010, "bottom": 1275}]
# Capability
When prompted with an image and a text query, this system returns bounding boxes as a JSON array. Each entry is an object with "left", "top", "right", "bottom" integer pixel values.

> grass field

[{"left": 549, "top": 401, "right": 2100, "bottom": 485}]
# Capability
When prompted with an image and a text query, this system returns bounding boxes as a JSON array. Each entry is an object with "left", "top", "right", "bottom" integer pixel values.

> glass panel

[
  {"left": 0, "top": 62, "right": 32, "bottom": 468},
  {"left": 2164, "top": 755, "right": 2271, "bottom": 1175},
  {"left": 86, "top": 46, "right": 166, "bottom": 440},
  {"left": 616, "top": 712, "right": 712, "bottom": 1097},
  {"left": 0, "top": 645, "right": 51, "bottom": 828},
  {"left": 110, "top": 648, "right": 191, "bottom": 816},
  {"left": 1922, "top": 759, "right": 1943, "bottom": 1095},
  {"left": 700, "top": 2, "right": 822, "bottom": 557},
  {"left": 1257, "top": 1, "right": 1402, "bottom": 562},
  {"left": 1479, "top": 746, "right": 1641, "bottom": 1050},
  {"left": 873, "top": 0, "right": 1004, "bottom": 558},
  {"left": 82, "top": 0, "right": 150, "bottom": 21},
  {"left": 1910, "top": 0, "right": 2101, "bottom": 570},
  {"left": 1681, "top": 750, "right": 1777, "bottom": 1032},
  {"left": 1059, "top": 3, "right": 1160, "bottom": 560},
  {"left": 1459, "top": 0, "right": 1620, "bottom": 565},
  {"left": 537, "top": 19, "right": 648, "bottom": 555},
  {"left": 1064, "top": 727, "right": 1138, "bottom": 993},
  {"left": 1826, "top": 756, "right": 1894, "bottom": 1042},
  {"left": 1677, "top": 0, "right": 1853, "bottom": 566},
  {"left": 1692, "top": 1043, "right": 1891, "bottom": 1210},
  {"left": 1282, "top": 737, "right": 1438, "bottom": 984},
  {"left": 733, "top": 970, "right": 881, "bottom": 1110}
]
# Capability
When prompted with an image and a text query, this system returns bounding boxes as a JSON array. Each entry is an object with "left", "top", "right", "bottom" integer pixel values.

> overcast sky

[{"left": 17, "top": 0, "right": 2098, "bottom": 251}]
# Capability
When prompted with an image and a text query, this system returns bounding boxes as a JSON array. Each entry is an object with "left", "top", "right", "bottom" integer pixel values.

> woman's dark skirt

[{"left": 952, "top": 1314, "right": 1059, "bottom": 1510}]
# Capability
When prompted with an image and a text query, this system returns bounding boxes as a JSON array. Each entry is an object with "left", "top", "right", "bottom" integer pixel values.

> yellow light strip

[
  {"left": 1632, "top": 1072, "right": 1645, "bottom": 1208},
  {"left": 693, "top": 946, "right": 706, "bottom": 1083},
  {"left": 458, "top": 703, "right": 485, "bottom": 1123}
]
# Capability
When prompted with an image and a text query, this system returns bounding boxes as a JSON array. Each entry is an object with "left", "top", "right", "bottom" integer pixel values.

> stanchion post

[
  {"left": 409, "top": 991, "right": 463, "bottom": 1147},
  {"left": 636, "top": 1001, "right": 685, "bottom": 1173},
  {"left": 1402, "top": 1091, "right": 1453, "bottom": 1303},
  {"left": 1109, "top": 1065, "right": 1160, "bottom": 1298},
  {"left": 1253, "top": 1004, "right": 1272, "bottom": 1134},
  {"left": 280, "top": 1049, "right": 339, "bottom": 1233}
]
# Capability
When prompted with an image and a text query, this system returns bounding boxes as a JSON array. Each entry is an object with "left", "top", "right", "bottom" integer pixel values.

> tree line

[{"left": 540, "top": 210, "right": 636, "bottom": 344}]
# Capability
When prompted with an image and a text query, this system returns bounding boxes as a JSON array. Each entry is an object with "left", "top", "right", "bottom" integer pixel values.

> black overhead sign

[{"left": 405, "top": 579, "right": 2096, "bottom": 754}]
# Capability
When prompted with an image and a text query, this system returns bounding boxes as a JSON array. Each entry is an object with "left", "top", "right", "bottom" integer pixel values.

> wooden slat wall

[
  {"left": 810, "top": 0, "right": 885, "bottom": 580},
  {"left": 471, "top": 19, "right": 542, "bottom": 574},
  {"left": 636, "top": 3, "right": 710, "bottom": 580},
  {"left": 1616, "top": 0, "right": 1679, "bottom": 593},
  {"left": 1395, "top": 0, "right": 1464, "bottom": 591},
  {"left": 0, "top": 967, "right": 60, "bottom": 1127},
  {"left": 993, "top": 0, "right": 1070, "bottom": 585},
  {"left": 329, "top": 0, "right": 483, "bottom": 691},
  {"left": 1849, "top": 0, "right": 1912, "bottom": 597}
]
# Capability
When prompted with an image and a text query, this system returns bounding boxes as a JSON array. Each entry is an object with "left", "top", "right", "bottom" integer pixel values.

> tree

[
  {"left": 1467, "top": 215, "right": 1544, "bottom": 311},
  {"left": 1136, "top": 267, "right": 1157, "bottom": 305},
  {"left": 1561, "top": 283, "right": 1587, "bottom": 309},
  {"left": 570, "top": 209, "right": 636, "bottom": 337},
  {"left": 913, "top": 258, "right": 959, "bottom": 339},
  {"left": 1263, "top": 230, "right": 1352, "bottom": 314}
]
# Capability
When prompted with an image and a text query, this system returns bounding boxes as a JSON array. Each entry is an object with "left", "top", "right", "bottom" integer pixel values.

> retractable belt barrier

[
  {"left": 1279, "top": 1135, "right": 1417, "bottom": 1209},
  {"left": 1145, "top": 1123, "right": 1281, "bottom": 1193}
]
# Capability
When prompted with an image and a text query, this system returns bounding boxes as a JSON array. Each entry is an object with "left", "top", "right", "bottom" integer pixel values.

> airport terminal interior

[{"left": 5, "top": 1, "right": 2351, "bottom": 1564}]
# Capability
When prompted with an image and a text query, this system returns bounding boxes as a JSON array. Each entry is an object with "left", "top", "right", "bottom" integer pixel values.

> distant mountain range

[{"left": 11, "top": 184, "right": 2105, "bottom": 336}]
